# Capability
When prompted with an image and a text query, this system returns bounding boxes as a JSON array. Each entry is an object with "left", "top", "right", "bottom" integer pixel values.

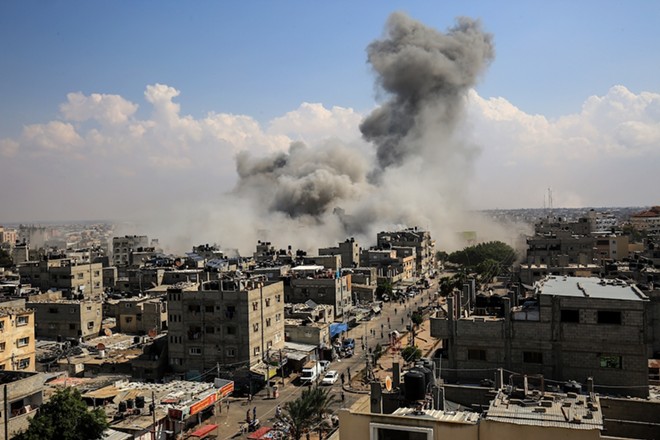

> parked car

[
  {"left": 342, "top": 338, "right": 355, "bottom": 350},
  {"left": 321, "top": 370, "right": 339, "bottom": 385}
]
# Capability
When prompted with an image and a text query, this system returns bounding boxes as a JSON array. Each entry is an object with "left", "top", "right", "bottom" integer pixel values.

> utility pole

[{"left": 151, "top": 390, "right": 157, "bottom": 440}]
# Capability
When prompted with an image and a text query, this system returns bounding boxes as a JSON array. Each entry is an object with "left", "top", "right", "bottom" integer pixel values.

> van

[{"left": 301, "top": 361, "right": 322, "bottom": 384}]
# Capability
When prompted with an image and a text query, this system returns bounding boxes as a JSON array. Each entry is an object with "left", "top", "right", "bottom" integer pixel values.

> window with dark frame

[{"left": 560, "top": 309, "right": 580, "bottom": 323}]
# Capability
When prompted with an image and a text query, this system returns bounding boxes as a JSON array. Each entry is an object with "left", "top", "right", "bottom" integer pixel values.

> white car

[{"left": 321, "top": 370, "right": 339, "bottom": 385}]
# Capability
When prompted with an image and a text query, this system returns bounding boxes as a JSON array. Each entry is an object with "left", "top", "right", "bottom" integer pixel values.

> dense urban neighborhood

[{"left": 0, "top": 206, "right": 658, "bottom": 439}]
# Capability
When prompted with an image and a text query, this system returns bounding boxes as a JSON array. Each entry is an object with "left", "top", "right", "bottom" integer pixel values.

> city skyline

[{"left": 1, "top": 1, "right": 659, "bottom": 229}]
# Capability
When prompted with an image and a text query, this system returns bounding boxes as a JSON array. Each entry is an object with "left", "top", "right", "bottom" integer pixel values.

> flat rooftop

[
  {"left": 538, "top": 276, "right": 647, "bottom": 301},
  {"left": 486, "top": 389, "right": 603, "bottom": 430}
]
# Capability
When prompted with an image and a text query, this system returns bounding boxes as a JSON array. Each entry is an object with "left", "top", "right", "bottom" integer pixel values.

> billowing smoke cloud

[
  {"left": 224, "top": 12, "right": 503, "bottom": 252},
  {"left": 361, "top": 13, "right": 494, "bottom": 170}
]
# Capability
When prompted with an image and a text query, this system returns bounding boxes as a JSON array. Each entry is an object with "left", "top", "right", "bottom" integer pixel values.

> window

[
  {"left": 523, "top": 351, "right": 543, "bottom": 364},
  {"left": 266, "top": 341, "right": 272, "bottom": 349},
  {"left": 265, "top": 298, "right": 271, "bottom": 307},
  {"left": 17, "top": 315, "right": 29, "bottom": 326},
  {"left": 86, "top": 306, "right": 92, "bottom": 311},
  {"left": 266, "top": 318, "right": 271, "bottom": 327},
  {"left": 17, "top": 358, "right": 30, "bottom": 370},
  {"left": 70, "top": 308, "right": 75, "bottom": 314},
  {"left": 77, "top": 273, "right": 84, "bottom": 279},
  {"left": 170, "top": 357, "right": 182, "bottom": 365},
  {"left": 87, "top": 321, "right": 94, "bottom": 329},
  {"left": 467, "top": 349, "right": 486, "bottom": 361},
  {"left": 205, "top": 326, "right": 215, "bottom": 334},
  {"left": 275, "top": 313, "right": 281, "bottom": 322},
  {"left": 370, "top": 423, "right": 433, "bottom": 440},
  {"left": 598, "top": 310, "right": 621, "bottom": 325},
  {"left": 276, "top": 294, "right": 281, "bottom": 303},
  {"left": 252, "top": 302, "right": 259, "bottom": 311},
  {"left": 600, "top": 355, "right": 622, "bottom": 369},
  {"left": 274, "top": 333, "right": 281, "bottom": 343},
  {"left": 189, "top": 347, "right": 202, "bottom": 355},
  {"left": 49, "top": 308, "right": 58, "bottom": 314},
  {"left": 226, "top": 305, "right": 236, "bottom": 319},
  {"left": 125, "top": 317, "right": 133, "bottom": 323},
  {"left": 94, "top": 271, "right": 100, "bottom": 277},
  {"left": 560, "top": 309, "right": 580, "bottom": 323},
  {"left": 226, "top": 326, "right": 236, "bottom": 336},
  {"left": 69, "top": 323, "right": 76, "bottom": 330},
  {"left": 125, "top": 303, "right": 132, "bottom": 308},
  {"left": 253, "top": 346, "right": 260, "bottom": 356},
  {"left": 226, "top": 348, "right": 236, "bottom": 357},
  {"left": 17, "top": 337, "right": 29, "bottom": 347},
  {"left": 0, "top": 342, "right": 5, "bottom": 352},
  {"left": 188, "top": 305, "right": 201, "bottom": 313},
  {"left": 253, "top": 323, "right": 259, "bottom": 333},
  {"left": 205, "top": 305, "right": 214, "bottom": 313}
]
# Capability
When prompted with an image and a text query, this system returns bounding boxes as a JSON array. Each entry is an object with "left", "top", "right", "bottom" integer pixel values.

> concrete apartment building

[
  {"left": 112, "top": 235, "right": 149, "bottom": 267},
  {"left": 18, "top": 258, "right": 103, "bottom": 297},
  {"left": 377, "top": 227, "right": 435, "bottom": 276},
  {"left": 526, "top": 229, "right": 596, "bottom": 266},
  {"left": 431, "top": 276, "right": 650, "bottom": 397},
  {"left": 167, "top": 276, "right": 285, "bottom": 378},
  {"left": 105, "top": 296, "right": 167, "bottom": 335},
  {"left": 0, "top": 226, "right": 17, "bottom": 246},
  {"left": 0, "top": 371, "right": 45, "bottom": 440},
  {"left": 318, "top": 238, "right": 360, "bottom": 268},
  {"left": 0, "top": 308, "right": 35, "bottom": 371},
  {"left": 360, "top": 248, "right": 415, "bottom": 284},
  {"left": 594, "top": 235, "right": 629, "bottom": 263},
  {"left": 630, "top": 206, "right": 660, "bottom": 235},
  {"left": 27, "top": 293, "right": 102, "bottom": 341},
  {"left": 285, "top": 266, "right": 352, "bottom": 317}
]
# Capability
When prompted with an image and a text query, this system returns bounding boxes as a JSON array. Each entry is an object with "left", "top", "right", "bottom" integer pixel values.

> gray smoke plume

[
  {"left": 189, "top": 12, "right": 512, "bottom": 254},
  {"left": 361, "top": 12, "right": 494, "bottom": 170}
]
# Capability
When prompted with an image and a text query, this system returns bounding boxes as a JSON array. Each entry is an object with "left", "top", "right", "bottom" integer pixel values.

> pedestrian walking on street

[
  {"left": 246, "top": 409, "right": 251, "bottom": 423},
  {"left": 394, "top": 308, "right": 398, "bottom": 315},
  {"left": 253, "top": 406, "right": 257, "bottom": 421},
  {"left": 341, "top": 373, "right": 345, "bottom": 385},
  {"left": 341, "top": 391, "right": 345, "bottom": 402},
  {"left": 401, "top": 317, "right": 404, "bottom": 325},
  {"left": 276, "top": 404, "right": 282, "bottom": 418}
]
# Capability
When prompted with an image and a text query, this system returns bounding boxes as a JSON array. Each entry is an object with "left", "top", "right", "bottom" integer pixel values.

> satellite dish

[
  {"left": 96, "top": 343, "right": 106, "bottom": 351},
  {"left": 385, "top": 375, "right": 392, "bottom": 392}
]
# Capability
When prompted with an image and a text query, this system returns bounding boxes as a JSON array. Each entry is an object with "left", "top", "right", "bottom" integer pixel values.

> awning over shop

[
  {"left": 247, "top": 426, "right": 272, "bottom": 439},
  {"left": 329, "top": 322, "right": 348, "bottom": 337},
  {"left": 190, "top": 424, "right": 218, "bottom": 438}
]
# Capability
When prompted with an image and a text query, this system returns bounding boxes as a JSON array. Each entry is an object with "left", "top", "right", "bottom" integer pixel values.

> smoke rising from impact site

[{"left": 175, "top": 12, "right": 515, "bottom": 253}]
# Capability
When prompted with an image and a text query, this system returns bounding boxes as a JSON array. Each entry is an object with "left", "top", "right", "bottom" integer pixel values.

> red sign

[
  {"left": 218, "top": 382, "right": 234, "bottom": 398},
  {"left": 190, "top": 393, "right": 217, "bottom": 415},
  {"left": 168, "top": 408, "right": 183, "bottom": 421}
]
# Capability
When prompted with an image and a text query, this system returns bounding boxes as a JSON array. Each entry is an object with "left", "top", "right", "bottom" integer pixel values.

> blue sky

[
  {"left": 3, "top": 1, "right": 658, "bottom": 132},
  {"left": 1, "top": 1, "right": 659, "bottom": 225}
]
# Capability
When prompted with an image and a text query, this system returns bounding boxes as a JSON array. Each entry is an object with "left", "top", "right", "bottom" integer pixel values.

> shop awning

[
  {"left": 329, "top": 322, "right": 348, "bottom": 337},
  {"left": 247, "top": 426, "right": 272, "bottom": 439},
  {"left": 190, "top": 424, "right": 218, "bottom": 438}
]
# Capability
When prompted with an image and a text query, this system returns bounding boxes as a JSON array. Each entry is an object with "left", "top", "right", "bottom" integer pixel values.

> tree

[
  {"left": 282, "top": 386, "right": 334, "bottom": 440},
  {"left": 14, "top": 387, "right": 109, "bottom": 440},
  {"left": 447, "top": 241, "right": 516, "bottom": 273},
  {"left": 401, "top": 345, "right": 422, "bottom": 363},
  {"left": 411, "top": 312, "right": 423, "bottom": 327}
]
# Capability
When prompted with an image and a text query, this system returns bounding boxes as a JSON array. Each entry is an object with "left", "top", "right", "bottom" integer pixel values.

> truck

[{"left": 300, "top": 361, "right": 322, "bottom": 384}]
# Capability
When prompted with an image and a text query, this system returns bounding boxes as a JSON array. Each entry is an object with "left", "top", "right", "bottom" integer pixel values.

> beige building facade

[
  {"left": 18, "top": 258, "right": 103, "bottom": 297},
  {"left": 0, "top": 308, "right": 35, "bottom": 371},
  {"left": 27, "top": 296, "right": 102, "bottom": 341}
]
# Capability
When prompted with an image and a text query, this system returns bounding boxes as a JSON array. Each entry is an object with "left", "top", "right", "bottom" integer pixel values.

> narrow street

[{"left": 210, "top": 276, "right": 442, "bottom": 439}]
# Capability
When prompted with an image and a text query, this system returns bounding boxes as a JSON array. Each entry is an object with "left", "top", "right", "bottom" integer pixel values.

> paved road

[{"left": 210, "top": 276, "right": 442, "bottom": 439}]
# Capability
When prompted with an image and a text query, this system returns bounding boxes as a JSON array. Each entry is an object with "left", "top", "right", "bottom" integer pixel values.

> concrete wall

[{"left": 600, "top": 396, "right": 660, "bottom": 440}]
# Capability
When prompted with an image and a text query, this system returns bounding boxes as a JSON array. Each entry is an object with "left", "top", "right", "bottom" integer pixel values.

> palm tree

[{"left": 282, "top": 386, "right": 335, "bottom": 440}]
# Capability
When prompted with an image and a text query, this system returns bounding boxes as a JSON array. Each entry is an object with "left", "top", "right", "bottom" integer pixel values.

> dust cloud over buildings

[{"left": 158, "top": 12, "right": 517, "bottom": 254}]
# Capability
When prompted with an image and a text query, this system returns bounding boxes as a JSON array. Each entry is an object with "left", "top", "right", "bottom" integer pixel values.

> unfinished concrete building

[
  {"left": 27, "top": 293, "right": 102, "bottom": 341},
  {"left": 431, "top": 276, "right": 650, "bottom": 397},
  {"left": 284, "top": 266, "right": 352, "bottom": 317},
  {"left": 18, "top": 258, "right": 103, "bottom": 297},
  {"left": 166, "top": 276, "right": 285, "bottom": 379},
  {"left": 318, "top": 238, "right": 360, "bottom": 268},
  {"left": 377, "top": 227, "right": 435, "bottom": 276}
]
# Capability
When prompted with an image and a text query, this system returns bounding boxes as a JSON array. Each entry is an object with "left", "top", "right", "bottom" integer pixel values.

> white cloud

[
  {"left": 60, "top": 92, "right": 138, "bottom": 125},
  {"left": 22, "top": 121, "right": 84, "bottom": 152}
]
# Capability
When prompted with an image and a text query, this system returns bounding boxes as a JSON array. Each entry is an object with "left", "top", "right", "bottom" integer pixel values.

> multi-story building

[
  {"left": 630, "top": 206, "right": 660, "bottom": 235},
  {"left": 18, "top": 258, "right": 103, "bottom": 297},
  {"left": 27, "top": 294, "right": 102, "bottom": 341},
  {"left": 377, "top": 227, "right": 435, "bottom": 276},
  {"left": 587, "top": 209, "right": 618, "bottom": 233},
  {"left": 594, "top": 235, "right": 629, "bottom": 263},
  {"left": 105, "top": 296, "right": 167, "bottom": 335},
  {"left": 112, "top": 235, "right": 149, "bottom": 268},
  {"left": 360, "top": 249, "right": 415, "bottom": 284},
  {"left": 0, "top": 226, "right": 18, "bottom": 246},
  {"left": 167, "top": 276, "right": 285, "bottom": 378},
  {"left": 0, "top": 308, "right": 35, "bottom": 371},
  {"left": 431, "top": 276, "right": 650, "bottom": 397},
  {"left": 0, "top": 371, "right": 45, "bottom": 440},
  {"left": 285, "top": 266, "right": 352, "bottom": 317},
  {"left": 526, "top": 229, "right": 595, "bottom": 266},
  {"left": 318, "top": 238, "right": 360, "bottom": 268}
]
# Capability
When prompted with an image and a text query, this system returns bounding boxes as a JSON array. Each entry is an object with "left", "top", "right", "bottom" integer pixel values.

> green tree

[
  {"left": 401, "top": 345, "right": 422, "bottom": 363},
  {"left": 376, "top": 280, "right": 393, "bottom": 298},
  {"left": 447, "top": 241, "right": 516, "bottom": 272},
  {"left": 282, "top": 386, "right": 334, "bottom": 440},
  {"left": 411, "top": 312, "right": 423, "bottom": 327},
  {"left": 14, "top": 387, "right": 109, "bottom": 440}
]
